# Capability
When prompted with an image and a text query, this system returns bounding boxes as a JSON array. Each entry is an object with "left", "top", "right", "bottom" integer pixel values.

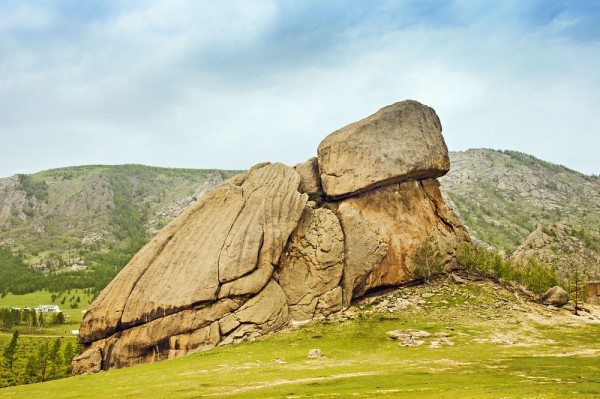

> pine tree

[
  {"left": 36, "top": 341, "right": 49, "bottom": 382},
  {"left": 53, "top": 312, "right": 65, "bottom": 325},
  {"left": 2, "top": 330, "right": 19, "bottom": 372},
  {"left": 48, "top": 338, "right": 63, "bottom": 380},
  {"left": 62, "top": 341, "right": 74, "bottom": 375},
  {"left": 31, "top": 310, "right": 37, "bottom": 328}
]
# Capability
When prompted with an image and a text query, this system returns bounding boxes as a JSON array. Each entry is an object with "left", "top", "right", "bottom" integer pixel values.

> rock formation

[
  {"left": 73, "top": 100, "right": 469, "bottom": 374},
  {"left": 541, "top": 286, "right": 569, "bottom": 307},
  {"left": 318, "top": 100, "right": 449, "bottom": 199},
  {"left": 511, "top": 221, "right": 600, "bottom": 282}
]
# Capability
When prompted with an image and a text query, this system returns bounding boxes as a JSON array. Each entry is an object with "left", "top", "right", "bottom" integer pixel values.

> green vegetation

[
  {"left": 0, "top": 247, "right": 130, "bottom": 299},
  {"left": 0, "top": 249, "right": 43, "bottom": 296},
  {"left": 1, "top": 278, "right": 598, "bottom": 398},
  {"left": 411, "top": 243, "right": 443, "bottom": 283},
  {"left": 569, "top": 227, "right": 600, "bottom": 251},
  {"left": 1, "top": 164, "right": 244, "bottom": 275},
  {"left": 17, "top": 175, "right": 48, "bottom": 204},
  {"left": 0, "top": 288, "right": 88, "bottom": 387},
  {"left": 0, "top": 334, "right": 81, "bottom": 387},
  {"left": 457, "top": 243, "right": 558, "bottom": 294},
  {"left": 443, "top": 149, "right": 600, "bottom": 252}
]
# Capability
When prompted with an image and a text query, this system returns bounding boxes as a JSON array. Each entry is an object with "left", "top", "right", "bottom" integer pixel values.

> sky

[{"left": 1, "top": 0, "right": 599, "bottom": 178}]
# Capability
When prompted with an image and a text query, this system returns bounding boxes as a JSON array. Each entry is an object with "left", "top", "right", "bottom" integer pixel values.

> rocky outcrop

[
  {"left": 317, "top": 100, "right": 449, "bottom": 200},
  {"left": 74, "top": 100, "right": 468, "bottom": 374},
  {"left": 541, "top": 286, "right": 569, "bottom": 307},
  {"left": 511, "top": 221, "right": 600, "bottom": 282},
  {"left": 294, "top": 157, "right": 323, "bottom": 197},
  {"left": 332, "top": 179, "right": 468, "bottom": 303},
  {"left": 77, "top": 163, "right": 307, "bottom": 367}
]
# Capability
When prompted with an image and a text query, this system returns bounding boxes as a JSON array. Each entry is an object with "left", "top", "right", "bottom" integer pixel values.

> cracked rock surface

[{"left": 74, "top": 100, "right": 469, "bottom": 374}]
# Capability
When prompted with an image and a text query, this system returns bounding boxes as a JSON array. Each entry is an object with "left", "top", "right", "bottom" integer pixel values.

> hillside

[
  {"left": 2, "top": 275, "right": 599, "bottom": 398},
  {"left": 440, "top": 149, "right": 600, "bottom": 252},
  {"left": 0, "top": 165, "right": 241, "bottom": 271},
  {"left": 512, "top": 221, "right": 600, "bottom": 282}
]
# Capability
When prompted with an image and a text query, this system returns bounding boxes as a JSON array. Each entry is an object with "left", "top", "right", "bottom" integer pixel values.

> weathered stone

[
  {"left": 335, "top": 202, "right": 388, "bottom": 306},
  {"left": 75, "top": 100, "right": 469, "bottom": 375},
  {"left": 278, "top": 207, "right": 344, "bottom": 320},
  {"left": 318, "top": 100, "right": 449, "bottom": 199},
  {"left": 307, "top": 348, "right": 323, "bottom": 358},
  {"left": 334, "top": 180, "right": 468, "bottom": 300},
  {"left": 541, "top": 286, "right": 569, "bottom": 307},
  {"left": 77, "top": 163, "right": 306, "bottom": 372},
  {"left": 71, "top": 348, "right": 102, "bottom": 375},
  {"left": 587, "top": 282, "right": 600, "bottom": 305},
  {"left": 234, "top": 279, "right": 289, "bottom": 332},
  {"left": 314, "top": 286, "right": 343, "bottom": 318},
  {"left": 77, "top": 298, "right": 239, "bottom": 372},
  {"left": 294, "top": 157, "right": 323, "bottom": 196}
]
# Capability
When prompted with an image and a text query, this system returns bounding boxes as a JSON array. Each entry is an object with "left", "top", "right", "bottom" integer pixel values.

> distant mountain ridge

[
  {"left": 440, "top": 148, "right": 600, "bottom": 252},
  {"left": 0, "top": 165, "right": 242, "bottom": 271}
]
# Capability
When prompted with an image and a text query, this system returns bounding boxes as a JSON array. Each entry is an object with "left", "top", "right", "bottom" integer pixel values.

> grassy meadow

[
  {"left": 0, "top": 289, "right": 93, "bottom": 334},
  {"left": 1, "top": 278, "right": 599, "bottom": 398}
]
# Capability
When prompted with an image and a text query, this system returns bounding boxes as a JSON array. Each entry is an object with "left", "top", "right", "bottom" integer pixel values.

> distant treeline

[
  {"left": 0, "top": 331, "right": 81, "bottom": 387},
  {"left": 0, "top": 244, "right": 140, "bottom": 298}
]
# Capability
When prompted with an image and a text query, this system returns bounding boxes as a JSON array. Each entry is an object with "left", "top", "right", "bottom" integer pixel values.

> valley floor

[{"left": 2, "top": 275, "right": 599, "bottom": 399}]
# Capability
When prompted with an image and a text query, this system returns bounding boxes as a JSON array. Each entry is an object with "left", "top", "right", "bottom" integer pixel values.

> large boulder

[
  {"left": 74, "top": 100, "right": 469, "bottom": 375},
  {"left": 541, "top": 286, "right": 569, "bottom": 307},
  {"left": 317, "top": 100, "right": 449, "bottom": 199}
]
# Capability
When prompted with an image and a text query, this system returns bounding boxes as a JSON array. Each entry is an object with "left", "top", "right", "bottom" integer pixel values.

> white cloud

[{"left": 0, "top": 1, "right": 599, "bottom": 177}]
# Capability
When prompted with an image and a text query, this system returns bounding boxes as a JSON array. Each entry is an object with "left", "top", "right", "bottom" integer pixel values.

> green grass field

[{"left": 1, "top": 279, "right": 599, "bottom": 398}]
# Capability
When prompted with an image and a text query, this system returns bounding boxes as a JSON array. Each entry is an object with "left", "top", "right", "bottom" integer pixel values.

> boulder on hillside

[
  {"left": 541, "top": 286, "right": 569, "bottom": 307},
  {"left": 317, "top": 100, "right": 450, "bottom": 199},
  {"left": 71, "top": 348, "right": 102, "bottom": 375},
  {"left": 74, "top": 100, "right": 469, "bottom": 375}
]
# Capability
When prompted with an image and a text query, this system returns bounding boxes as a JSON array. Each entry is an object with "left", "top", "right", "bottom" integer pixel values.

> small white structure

[{"left": 35, "top": 305, "right": 61, "bottom": 313}]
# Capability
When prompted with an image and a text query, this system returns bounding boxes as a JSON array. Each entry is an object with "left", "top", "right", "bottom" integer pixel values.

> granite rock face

[
  {"left": 317, "top": 100, "right": 449, "bottom": 200},
  {"left": 74, "top": 100, "right": 468, "bottom": 374}
]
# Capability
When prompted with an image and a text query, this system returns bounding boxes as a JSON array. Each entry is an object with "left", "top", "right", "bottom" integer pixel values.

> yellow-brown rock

[
  {"left": 76, "top": 162, "right": 307, "bottom": 372},
  {"left": 318, "top": 100, "right": 449, "bottom": 199},
  {"left": 74, "top": 100, "right": 469, "bottom": 375},
  {"left": 277, "top": 206, "right": 345, "bottom": 320},
  {"left": 294, "top": 157, "right": 323, "bottom": 196},
  {"left": 334, "top": 179, "right": 468, "bottom": 299}
]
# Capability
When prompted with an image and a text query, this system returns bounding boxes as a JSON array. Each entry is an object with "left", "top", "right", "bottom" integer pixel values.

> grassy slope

[{"left": 2, "top": 277, "right": 599, "bottom": 398}]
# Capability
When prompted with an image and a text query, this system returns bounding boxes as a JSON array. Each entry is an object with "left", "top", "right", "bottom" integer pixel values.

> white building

[{"left": 35, "top": 305, "right": 61, "bottom": 313}]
